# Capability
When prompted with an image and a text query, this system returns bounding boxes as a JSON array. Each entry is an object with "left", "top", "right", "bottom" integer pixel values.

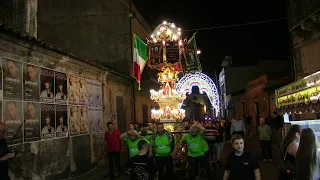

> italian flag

[{"left": 132, "top": 34, "right": 148, "bottom": 90}]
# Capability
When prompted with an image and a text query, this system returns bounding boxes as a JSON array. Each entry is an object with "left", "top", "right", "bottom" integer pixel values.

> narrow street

[{"left": 104, "top": 134, "right": 280, "bottom": 180}]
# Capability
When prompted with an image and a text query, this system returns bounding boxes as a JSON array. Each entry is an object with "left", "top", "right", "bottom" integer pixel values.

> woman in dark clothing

[{"left": 279, "top": 125, "right": 301, "bottom": 180}]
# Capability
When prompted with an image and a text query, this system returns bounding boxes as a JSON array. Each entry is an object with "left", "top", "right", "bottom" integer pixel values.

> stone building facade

[
  {"left": 288, "top": 0, "right": 320, "bottom": 80},
  {"left": 232, "top": 75, "right": 292, "bottom": 130}
]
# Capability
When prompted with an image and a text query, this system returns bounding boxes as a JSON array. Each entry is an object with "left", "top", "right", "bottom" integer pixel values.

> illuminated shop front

[{"left": 275, "top": 71, "right": 320, "bottom": 138}]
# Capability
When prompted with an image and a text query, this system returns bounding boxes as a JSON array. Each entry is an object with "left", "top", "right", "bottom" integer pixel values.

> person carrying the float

[
  {"left": 150, "top": 123, "right": 176, "bottom": 179},
  {"left": 172, "top": 124, "right": 212, "bottom": 180}
]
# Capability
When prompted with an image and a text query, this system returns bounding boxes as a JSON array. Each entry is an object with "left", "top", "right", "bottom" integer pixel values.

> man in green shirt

[
  {"left": 151, "top": 123, "right": 176, "bottom": 179},
  {"left": 138, "top": 124, "right": 153, "bottom": 142},
  {"left": 173, "top": 124, "right": 212, "bottom": 180},
  {"left": 124, "top": 130, "right": 152, "bottom": 159}
]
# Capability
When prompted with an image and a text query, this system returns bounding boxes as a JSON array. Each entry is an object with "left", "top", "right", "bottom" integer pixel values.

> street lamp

[{"left": 196, "top": 50, "right": 201, "bottom": 55}]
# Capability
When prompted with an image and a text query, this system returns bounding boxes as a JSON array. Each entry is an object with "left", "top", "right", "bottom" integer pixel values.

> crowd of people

[
  {"left": 104, "top": 111, "right": 320, "bottom": 180},
  {"left": 104, "top": 114, "right": 265, "bottom": 180}
]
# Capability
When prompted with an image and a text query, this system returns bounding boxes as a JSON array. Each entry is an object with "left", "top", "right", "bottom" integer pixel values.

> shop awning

[{"left": 275, "top": 71, "right": 320, "bottom": 114}]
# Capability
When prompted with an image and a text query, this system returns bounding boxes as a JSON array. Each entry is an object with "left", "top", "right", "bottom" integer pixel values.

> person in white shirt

[{"left": 230, "top": 116, "right": 246, "bottom": 137}]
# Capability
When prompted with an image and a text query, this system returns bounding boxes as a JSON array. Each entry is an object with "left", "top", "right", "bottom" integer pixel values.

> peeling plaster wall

[{"left": 0, "top": 33, "right": 134, "bottom": 179}]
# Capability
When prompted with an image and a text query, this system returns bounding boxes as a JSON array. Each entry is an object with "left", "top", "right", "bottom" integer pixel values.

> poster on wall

[
  {"left": 68, "top": 105, "right": 80, "bottom": 136},
  {"left": 88, "top": 107, "right": 103, "bottom": 132},
  {"left": 88, "top": 107, "right": 96, "bottom": 133},
  {"left": 79, "top": 78, "right": 88, "bottom": 105},
  {"left": 79, "top": 106, "right": 88, "bottom": 134},
  {"left": 55, "top": 72, "right": 68, "bottom": 104},
  {"left": 41, "top": 104, "right": 55, "bottom": 139},
  {"left": 0, "top": 67, "right": 3, "bottom": 100},
  {"left": 2, "top": 57, "right": 22, "bottom": 100},
  {"left": 23, "top": 64, "right": 40, "bottom": 101},
  {"left": 40, "top": 69, "right": 55, "bottom": 103},
  {"left": 68, "top": 76, "right": 79, "bottom": 105},
  {"left": 24, "top": 102, "right": 41, "bottom": 142},
  {"left": 87, "top": 80, "right": 102, "bottom": 107},
  {"left": 95, "top": 108, "right": 103, "bottom": 132},
  {"left": 4, "top": 101, "right": 23, "bottom": 145},
  {"left": 55, "top": 105, "right": 68, "bottom": 137}
]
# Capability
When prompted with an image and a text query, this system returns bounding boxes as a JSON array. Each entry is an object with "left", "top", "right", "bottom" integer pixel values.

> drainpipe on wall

[
  {"left": 129, "top": 0, "right": 136, "bottom": 122},
  {"left": 268, "top": 92, "right": 271, "bottom": 117}
]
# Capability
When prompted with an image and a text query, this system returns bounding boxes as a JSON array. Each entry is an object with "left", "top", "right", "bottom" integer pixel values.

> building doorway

[
  {"left": 142, "top": 104, "right": 148, "bottom": 123},
  {"left": 116, "top": 96, "right": 126, "bottom": 133},
  {"left": 255, "top": 101, "right": 260, "bottom": 133}
]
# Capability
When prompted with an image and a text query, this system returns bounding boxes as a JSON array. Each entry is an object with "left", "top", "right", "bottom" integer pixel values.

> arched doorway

[{"left": 176, "top": 72, "right": 220, "bottom": 117}]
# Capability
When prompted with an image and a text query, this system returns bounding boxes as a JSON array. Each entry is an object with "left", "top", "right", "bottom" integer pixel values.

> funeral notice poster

[
  {"left": 55, "top": 105, "right": 68, "bottom": 137},
  {"left": 23, "top": 64, "right": 40, "bottom": 101},
  {"left": 40, "top": 69, "right": 55, "bottom": 103},
  {"left": 24, "top": 102, "right": 41, "bottom": 142},
  {"left": 55, "top": 72, "right": 68, "bottom": 104},
  {"left": 68, "top": 105, "right": 80, "bottom": 136},
  {"left": 41, "top": 104, "right": 55, "bottom": 139},
  {"left": 68, "top": 76, "right": 80, "bottom": 105},
  {"left": 4, "top": 101, "right": 23, "bottom": 145},
  {"left": 2, "top": 57, "right": 22, "bottom": 100}
]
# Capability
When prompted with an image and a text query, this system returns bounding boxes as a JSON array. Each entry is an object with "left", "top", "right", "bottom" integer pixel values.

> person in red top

[{"left": 105, "top": 122, "right": 121, "bottom": 179}]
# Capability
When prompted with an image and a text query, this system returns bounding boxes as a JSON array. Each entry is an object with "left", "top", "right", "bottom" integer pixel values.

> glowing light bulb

[
  {"left": 151, "top": 34, "right": 154, "bottom": 38},
  {"left": 160, "top": 27, "right": 165, "bottom": 31},
  {"left": 178, "top": 32, "right": 181, "bottom": 36},
  {"left": 171, "top": 23, "right": 176, "bottom": 28},
  {"left": 153, "top": 39, "right": 157, "bottom": 42},
  {"left": 179, "top": 40, "right": 182, "bottom": 46},
  {"left": 162, "top": 40, "right": 165, "bottom": 45},
  {"left": 163, "top": 21, "right": 167, "bottom": 24},
  {"left": 172, "top": 35, "right": 177, "bottom": 40},
  {"left": 197, "top": 50, "right": 201, "bottom": 54},
  {"left": 157, "top": 31, "right": 160, "bottom": 35},
  {"left": 178, "top": 28, "right": 181, "bottom": 31},
  {"left": 167, "top": 29, "right": 172, "bottom": 35}
]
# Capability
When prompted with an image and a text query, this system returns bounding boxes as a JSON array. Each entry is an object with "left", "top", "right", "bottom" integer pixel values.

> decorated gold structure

[{"left": 148, "top": 21, "right": 186, "bottom": 131}]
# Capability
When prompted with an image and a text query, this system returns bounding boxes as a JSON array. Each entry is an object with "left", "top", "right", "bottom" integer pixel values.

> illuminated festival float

[{"left": 148, "top": 21, "right": 220, "bottom": 131}]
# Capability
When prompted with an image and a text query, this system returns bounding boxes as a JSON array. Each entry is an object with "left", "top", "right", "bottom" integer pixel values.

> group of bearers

[{"left": 105, "top": 121, "right": 263, "bottom": 180}]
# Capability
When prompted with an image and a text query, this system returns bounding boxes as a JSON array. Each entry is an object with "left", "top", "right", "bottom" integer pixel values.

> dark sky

[{"left": 133, "top": 0, "right": 290, "bottom": 79}]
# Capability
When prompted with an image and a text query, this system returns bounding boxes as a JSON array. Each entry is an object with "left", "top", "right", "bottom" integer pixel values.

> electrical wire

[
  {"left": 183, "top": 17, "right": 287, "bottom": 31},
  {"left": 119, "top": 0, "right": 287, "bottom": 32}
]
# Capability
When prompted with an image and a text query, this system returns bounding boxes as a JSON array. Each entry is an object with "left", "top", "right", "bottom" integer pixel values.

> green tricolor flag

[{"left": 132, "top": 34, "right": 148, "bottom": 90}]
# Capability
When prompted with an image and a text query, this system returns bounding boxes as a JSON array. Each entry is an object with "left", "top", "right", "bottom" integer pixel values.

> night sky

[{"left": 133, "top": 0, "right": 291, "bottom": 79}]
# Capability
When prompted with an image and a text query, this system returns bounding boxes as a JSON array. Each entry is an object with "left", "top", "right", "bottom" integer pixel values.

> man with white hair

[
  {"left": 258, "top": 118, "right": 272, "bottom": 162},
  {"left": 123, "top": 130, "right": 151, "bottom": 159},
  {"left": 173, "top": 124, "right": 212, "bottom": 180}
]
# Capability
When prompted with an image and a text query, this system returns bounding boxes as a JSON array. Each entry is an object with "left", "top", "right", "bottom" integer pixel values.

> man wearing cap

[{"left": 0, "top": 122, "right": 16, "bottom": 179}]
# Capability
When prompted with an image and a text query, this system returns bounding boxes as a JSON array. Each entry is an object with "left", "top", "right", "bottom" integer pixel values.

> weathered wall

[
  {"left": 0, "top": 32, "right": 133, "bottom": 179},
  {"left": 37, "top": 0, "right": 132, "bottom": 75},
  {"left": 299, "top": 39, "right": 320, "bottom": 76}
]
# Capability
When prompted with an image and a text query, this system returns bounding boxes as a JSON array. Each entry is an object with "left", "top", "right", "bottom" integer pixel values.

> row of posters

[
  {"left": 0, "top": 57, "right": 104, "bottom": 145},
  {"left": 0, "top": 57, "right": 103, "bottom": 106}
]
